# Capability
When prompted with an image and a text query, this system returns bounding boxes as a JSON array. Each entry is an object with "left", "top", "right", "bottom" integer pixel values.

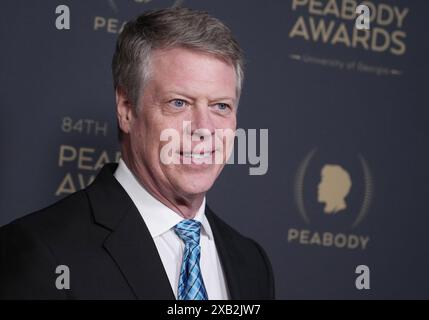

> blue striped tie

[{"left": 174, "top": 219, "right": 208, "bottom": 300}]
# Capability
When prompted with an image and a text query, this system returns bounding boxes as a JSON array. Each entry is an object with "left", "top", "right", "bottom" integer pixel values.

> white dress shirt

[{"left": 114, "top": 159, "right": 229, "bottom": 300}]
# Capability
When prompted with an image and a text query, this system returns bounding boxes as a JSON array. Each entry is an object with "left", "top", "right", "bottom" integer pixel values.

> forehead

[{"left": 148, "top": 47, "right": 237, "bottom": 100}]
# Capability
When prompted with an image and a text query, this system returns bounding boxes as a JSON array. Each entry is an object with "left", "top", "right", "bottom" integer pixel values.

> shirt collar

[{"left": 113, "top": 159, "right": 213, "bottom": 240}]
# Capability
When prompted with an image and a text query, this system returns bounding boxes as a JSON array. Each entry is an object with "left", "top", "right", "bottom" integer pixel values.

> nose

[{"left": 191, "top": 104, "right": 215, "bottom": 141}]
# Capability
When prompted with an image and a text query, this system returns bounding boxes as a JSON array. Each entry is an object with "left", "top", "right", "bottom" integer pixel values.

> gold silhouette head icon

[{"left": 317, "top": 164, "right": 352, "bottom": 214}]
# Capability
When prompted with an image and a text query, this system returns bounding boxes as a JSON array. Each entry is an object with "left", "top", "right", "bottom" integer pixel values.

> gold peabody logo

[{"left": 289, "top": 148, "right": 374, "bottom": 250}]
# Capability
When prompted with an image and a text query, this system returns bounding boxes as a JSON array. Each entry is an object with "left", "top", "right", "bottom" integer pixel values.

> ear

[{"left": 116, "top": 87, "right": 134, "bottom": 136}]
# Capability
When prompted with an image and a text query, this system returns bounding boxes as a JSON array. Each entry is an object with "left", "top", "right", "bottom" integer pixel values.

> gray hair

[{"left": 112, "top": 7, "right": 245, "bottom": 110}]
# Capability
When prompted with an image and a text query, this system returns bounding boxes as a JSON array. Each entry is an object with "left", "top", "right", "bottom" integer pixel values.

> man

[{"left": 0, "top": 7, "right": 275, "bottom": 300}]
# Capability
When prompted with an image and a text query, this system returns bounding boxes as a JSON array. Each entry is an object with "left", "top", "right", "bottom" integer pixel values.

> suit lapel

[
  {"left": 103, "top": 205, "right": 175, "bottom": 300},
  {"left": 205, "top": 206, "right": 244, "bottom": 300},
  {"left": 86, "top": 163, "right": 175, "bottom": 300}
]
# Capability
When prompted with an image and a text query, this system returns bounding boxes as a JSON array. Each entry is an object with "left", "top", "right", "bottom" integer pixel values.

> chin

[
  {"left": 174, "top": 173, "right": 217, "bottom": 196},
  {"left": 164, "top": 164, "right": 222, "bottom": 195},
  {"left": 181, "top": 179, "right": 215, "bottom": 195}
]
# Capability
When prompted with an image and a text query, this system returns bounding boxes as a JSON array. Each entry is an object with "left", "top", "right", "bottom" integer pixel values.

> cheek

[
  {"left": 213, "top": 115, "right": 237, "bottom": 131},
  {"left": 219, "top": 117, "right": 237, "bottom": 137},
  {"left": 149, "top": 119, "right": 182, "bottom": 160},
  {"left": 130, "top": 129, "right": 146, "bottom": 159},
  {"left": 129, "top": 117, "right": 155, "bottom": 157}
]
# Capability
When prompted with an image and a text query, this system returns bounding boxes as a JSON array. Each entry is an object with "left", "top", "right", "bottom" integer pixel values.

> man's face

[{"left": 126, "top": 47, "right": 237, "bottom": 200}]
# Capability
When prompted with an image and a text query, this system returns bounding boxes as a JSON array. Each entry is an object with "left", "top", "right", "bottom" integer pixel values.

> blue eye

[
  {"left": 171, "top": 99, "right": 186, "bottom": 108},
  {"left": 216, "top": 103, "right": 229, "bottom": 110}
]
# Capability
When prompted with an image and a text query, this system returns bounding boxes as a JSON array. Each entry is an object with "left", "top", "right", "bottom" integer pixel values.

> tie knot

[{"left": 174, "top": 219, "right": 201, "bottom": 246}]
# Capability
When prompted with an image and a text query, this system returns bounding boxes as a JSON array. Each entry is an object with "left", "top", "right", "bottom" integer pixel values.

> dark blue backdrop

[{"left": 1, "top": 0, "right": 428, "bottom": 299}]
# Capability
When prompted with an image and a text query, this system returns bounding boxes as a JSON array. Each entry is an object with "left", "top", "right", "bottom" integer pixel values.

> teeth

[{"left": 182, "top": 152, "right": 212, "bottom": 159}]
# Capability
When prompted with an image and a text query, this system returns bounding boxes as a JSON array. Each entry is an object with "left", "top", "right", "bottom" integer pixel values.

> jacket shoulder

[
  {"left": 0, "top": 191, "right": 89, "bottom": 300},
  {"left": 1, "top": 190, "right": 91, "bottom": 240}
]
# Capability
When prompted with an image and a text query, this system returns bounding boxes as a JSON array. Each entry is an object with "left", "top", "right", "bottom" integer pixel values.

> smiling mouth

[{"left": 179, "top": 150, "right": 215, "bottom": 159}]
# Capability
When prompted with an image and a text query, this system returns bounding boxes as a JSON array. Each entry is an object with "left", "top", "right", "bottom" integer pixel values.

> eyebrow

[
  {"left": 209, "top": 97, "right": 236, "bottom": 102},
  {"left": 164, "top": 91, "right": 196, "bottom": 101},
  {"left": 164, "top": 91, "right": 236, "bottom": 103}
]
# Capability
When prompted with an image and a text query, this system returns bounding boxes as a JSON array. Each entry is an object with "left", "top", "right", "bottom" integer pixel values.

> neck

[{"left": 121, "top": 153, "right": 204, "bottom": 220}]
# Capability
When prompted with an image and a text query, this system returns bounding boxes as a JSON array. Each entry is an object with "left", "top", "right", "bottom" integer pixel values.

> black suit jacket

[{"left": 0, "top": 163, "right": 275, "bottom": 299}]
